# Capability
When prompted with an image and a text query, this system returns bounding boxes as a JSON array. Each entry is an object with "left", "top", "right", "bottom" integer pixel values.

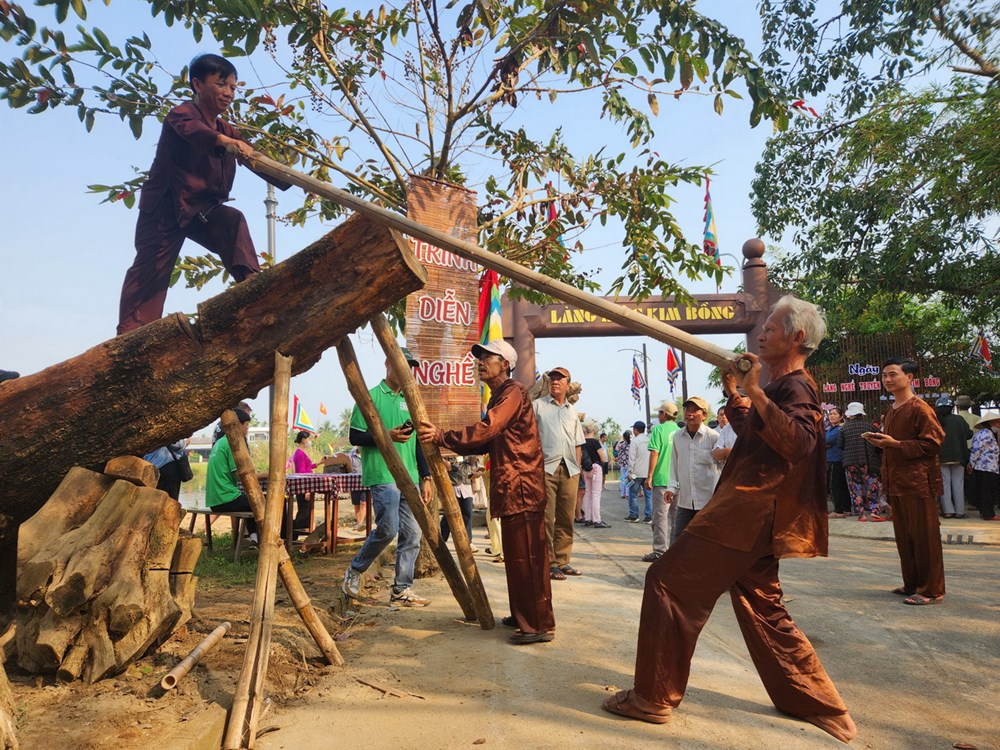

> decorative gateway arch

[{"left": 502, "top": 239, "right": 780, "bottom": 390}]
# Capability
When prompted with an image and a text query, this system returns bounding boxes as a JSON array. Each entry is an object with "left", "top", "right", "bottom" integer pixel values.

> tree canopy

[
  {"left": 1, "top": 0, "right": 794, "bottom": 299},
  {"left": 752, "top": 0, "right": 999, "bottom": 326}
]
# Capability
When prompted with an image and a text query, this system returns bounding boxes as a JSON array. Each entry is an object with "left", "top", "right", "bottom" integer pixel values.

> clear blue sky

[{"left": 0, "top": 1, "right": 773, "bottom": 437}]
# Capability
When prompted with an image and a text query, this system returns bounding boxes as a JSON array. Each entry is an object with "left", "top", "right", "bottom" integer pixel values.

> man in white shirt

[
  {"left": 532, "top": 367, "right": 586, "bottom": 579},
  {"left": 711, "top": 406, "right": 737, "bottom": 467},
  {"left": 666, "top": 396, "right": 721, "bottom": 543},
  {"left": 627, "top": 421, "right": 652, "bottom": 522}
]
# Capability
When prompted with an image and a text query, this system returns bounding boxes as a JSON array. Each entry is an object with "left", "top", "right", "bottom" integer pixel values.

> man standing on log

[
  {"left": 533, "top": 367, "right": 585, "bottom": 580},
  {"left": 342, "top": 349, "right": 433, "bottom": 607},
  {"left": 863, "top": 358, "right": 946, "bottom": 605},
  {"left": 602, "top": 296, "right": 856, "bottom": 744},
  {"left": 419, "top": 340, "right": 555, "bottom": 644},
  {"left": 117, "top": 53, "right": 288, "bottom": 334}
]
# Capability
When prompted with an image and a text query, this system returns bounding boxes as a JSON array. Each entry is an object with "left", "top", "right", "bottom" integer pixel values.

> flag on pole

[
  {"left": 703, "top": 177, "right": 720, "bottom": 265},
  {"left": 477, "top": 269, "right": 505, "bottom": 417},
  {"left": 970, "top": 332, "right": 994, "bottom": 370},
  {"left": 666, "top": 347, "right": 683, "bottom": 395},
  {"left": 631, "top": 356, "right": 646, "bottom": 405},
  {"left": 319, "top": 402, "right": 328, "bottom": 416},
  {"left": 292, "top": 395, "right": 316, "bottom": 433}
]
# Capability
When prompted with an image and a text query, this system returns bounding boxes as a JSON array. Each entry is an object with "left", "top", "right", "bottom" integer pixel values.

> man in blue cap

[{"left": 342, "top": 348, "right": 433, "bottom": 607}]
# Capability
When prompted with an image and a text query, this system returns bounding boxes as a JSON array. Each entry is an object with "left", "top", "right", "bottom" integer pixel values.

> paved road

[{"left": 260, "top": 487, "right": 1000, "bottom": 750}]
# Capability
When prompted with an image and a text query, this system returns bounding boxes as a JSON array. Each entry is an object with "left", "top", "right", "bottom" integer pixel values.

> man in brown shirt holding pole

[
  {"left": 419, "top": 340, "right": 555, "bottom": 645},
  {"left": 602, "top": 296, "right": 856, "bottom": 744},
  {"left": 863, "top": 358, "right": 945, "bottom": 605}
]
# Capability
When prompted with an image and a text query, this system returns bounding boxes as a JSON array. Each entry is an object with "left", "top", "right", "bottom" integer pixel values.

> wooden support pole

[
  {"left": 225, "top": 352, "right": 292, "bottom": 750},
  {"left": 336, "top": 336, "right": 477, "bottom": 621},
  {"left": 370, "top": 313, "right": 494, "bottom": 629},
  {"left": 220, "top": 418, "right": 344, "bottom": 669},
  {"left": 237, "top": 149, "right": 747, "bottom": 371}
]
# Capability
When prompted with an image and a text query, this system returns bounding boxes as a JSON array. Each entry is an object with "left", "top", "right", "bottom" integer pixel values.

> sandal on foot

[
  {"left": 903, "top": 594, "right": 943, "bottom": 606},
  {"left": 560, "top": 565, "right": 582, "bottom": 576},
  {"left": 549, "top": 566, "right": 567, "bottom": 580},
  {"left": 891, "top": 587, "right": 913, "bottom": 596},
  {"left": 510, "top": 630, "right": 554, "bottom": 645},
  {"left": 601, "top": 690, "right": 671, "bottom": 724},
  {"left": 500, "top": 615, "right": 517, "bottom": 628},
  {"left": 641, "top": 552, "right": 662, "bottom": 562}
]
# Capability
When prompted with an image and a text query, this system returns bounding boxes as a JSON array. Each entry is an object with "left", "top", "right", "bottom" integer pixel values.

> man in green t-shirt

[
  {"left": 205, "top": 408, "right": 258, "bottom": 543},
  {"left": 642, "top": 400, "right": 680, "bottom": 562},
  {"left": 342, "top": 348, "right": 433, "bottom": 607}
]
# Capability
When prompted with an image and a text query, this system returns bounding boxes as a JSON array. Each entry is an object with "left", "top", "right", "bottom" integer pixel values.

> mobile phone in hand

[{"left": 400, "top": 419, "right": 414, "bottom": 433}]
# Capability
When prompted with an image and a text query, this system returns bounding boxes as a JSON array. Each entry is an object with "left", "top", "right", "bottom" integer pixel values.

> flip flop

[
  {"left": 501, "top": 615, "right": 517, "bottom": 628},
  {"left": 903, "top": 594, "right": 943, "bottom": 606},
  {"left": 560, "top": 565, "right": 582, "bottom": 576},
  {"left": 891, "top": 587, "right": 913, "bottom": 596},
  {"left": 549, "top": 566, "right": 567, "bottom": 580},
  {"left": 509, "top": 630, "right": 554, "bottom": 645},
  {"left": 601, "top": 690, "right": 671, "bottom": 724}
]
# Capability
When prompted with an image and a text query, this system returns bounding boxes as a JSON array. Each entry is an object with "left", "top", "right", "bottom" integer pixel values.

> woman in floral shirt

[
  {"left": 968, "top": 412, "right": 1000, "bottom": 520},
  {"left": 614, "top": 431, "right": 632, "bottom": 499}
]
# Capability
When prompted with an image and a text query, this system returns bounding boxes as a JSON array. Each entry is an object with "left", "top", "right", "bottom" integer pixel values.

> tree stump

[
  {"left": 15, "top": 463, "right": 191, "bottom": 683},
  {"left": 0, "top": 662, "right": 16, "bottom": 749}
]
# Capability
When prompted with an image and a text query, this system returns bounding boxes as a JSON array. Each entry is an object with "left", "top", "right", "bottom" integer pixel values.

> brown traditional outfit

[
  {"left": 631, "top": 370, "right": 849, "bottom": 721},
  {"left": 881, "top": 397, "right": 946, "bottom": 598},
  {"left": 118, "top": 101, "right": 287, "bottom": 334},
  {"left": 440, "top": 378, "right": 554, "bottom": 634}
]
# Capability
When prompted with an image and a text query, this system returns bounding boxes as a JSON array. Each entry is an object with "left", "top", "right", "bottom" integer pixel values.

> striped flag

[
  {"left": 666, "top": 347, "right": 683, "bottom": 395},
  {"left": 703, "top": 177, "right": 720, "bottom": 265},
  {"left": 292, "top": 395, "right": 316, "bottom": 434},
  {"left": 970, "top": 332, "right": 994, "bottom": 370},
  {"left": 477, "top": 269, "right": 504, "bottom": 416},
  {"left": 631, "top": 356, "right": 646, "bottom": 405}
]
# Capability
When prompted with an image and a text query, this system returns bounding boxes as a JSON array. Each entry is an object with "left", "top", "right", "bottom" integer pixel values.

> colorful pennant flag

[
  {"left": 970, "top": 332, "right": 994, "bottom": 370},
  {"left": 477, "top": 269, "right": 505, "bottom": 416},
  {"left": 292, "top": 395, "right": 316, "bottom": 433},
  {"left": 631, "top": 355, "right": 646, "bottom": 405},
  {"left": 703, "top": 177, "right": 720, "bottom": 266},
  {"left": 319, "top": 402, "right": 328, "bottom": 415},
  {"left": 666, "top": 347, "right": 683, "bottom": 395}
]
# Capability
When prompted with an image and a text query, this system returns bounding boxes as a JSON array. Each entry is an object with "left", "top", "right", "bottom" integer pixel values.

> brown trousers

[
  {"left": 500, "top": 511, "right": 555, "bottom": 633},
  {"left": 633, "top": 522, "right": 848, "bottom": 719},
  {"left": 543, "top": 462, "right": 577, "bottom": 568},
  {"left": 118, "top": 204, "right": 259, "bottom": 334},
  {"left": 888, "top": 492, "right": 945, "bottom": 598}
]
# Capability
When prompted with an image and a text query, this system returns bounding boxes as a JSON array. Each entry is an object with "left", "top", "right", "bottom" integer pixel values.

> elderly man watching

[
  {"left": 664, "top": 396, "right": 721, "bottom": 544},
  {"left": 419, "top": 340, "right": 555, "bottom": 644},
  {"left": 603, "top": 295, "right": 856, "bottom": 745},
  {"left": 533, "top": 367, "right": 586, "bottom": 579}
]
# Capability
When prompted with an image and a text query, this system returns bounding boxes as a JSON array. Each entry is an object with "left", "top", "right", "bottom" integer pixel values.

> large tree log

[
  {"left": 16, "top": 463, "right": 185, "bottom": 683},
  {"left": 0, "top": 212, "right": 426, "bottom": 606},
  {"left": 0, "top": 662, "right": 16, "bottom": 749}
]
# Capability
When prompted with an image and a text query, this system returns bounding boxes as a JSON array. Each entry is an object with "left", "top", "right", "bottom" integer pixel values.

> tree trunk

[
  {"left": 16, "top": 462, "right": 188, "bottom": 683},
  {"left": 0, "top": 213, "right": 426, "bottom": 607},
  {"left": 0, "top": 661, "right": 16, "bottom": 749}
]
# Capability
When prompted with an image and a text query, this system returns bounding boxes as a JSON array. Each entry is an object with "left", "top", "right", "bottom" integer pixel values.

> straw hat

[{"left": 974, "top": 411, "right": 1000, "bottom": 428}]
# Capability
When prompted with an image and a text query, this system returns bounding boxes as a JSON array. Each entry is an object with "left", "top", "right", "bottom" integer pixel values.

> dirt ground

[{"left": 7, "top": 488, "right": 1000, "bottom": 750}]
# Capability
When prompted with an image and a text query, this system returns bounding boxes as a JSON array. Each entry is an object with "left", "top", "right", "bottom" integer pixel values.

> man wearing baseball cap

[
  {"left": 343, "top": 348, "right": 434, "bottom": 608},
  {"left": 664, "top": 396, "right": 721, "bottom": 544},
  {"left": 533, "top": 366, "right": 586, "bottom": 579},
  {"left": 419, "top": 340, "right": 556, "bottom": 644},
  {"left": 642, "top": 400, "right": 681, "bottom": 562}
]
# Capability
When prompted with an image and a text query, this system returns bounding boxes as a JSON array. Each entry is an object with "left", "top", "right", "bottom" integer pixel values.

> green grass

[{"left": 192, "top": 532, "right": 328, "bottom": 588}]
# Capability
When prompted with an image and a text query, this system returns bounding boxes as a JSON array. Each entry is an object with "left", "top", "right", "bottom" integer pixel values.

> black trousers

[{"left": 440, "top": 494, "right": 474, "bottom": 542}]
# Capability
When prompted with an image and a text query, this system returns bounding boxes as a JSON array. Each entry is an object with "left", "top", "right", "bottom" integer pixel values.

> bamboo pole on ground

[
  {"left": 160, "top": 622, "right": 231, "bottom": 690},
  {"left": 220, "top": 415, "right": 344, "bottom": 668},
  {"left": 336, "top": 336, "right": 477, "bottom": 621},
  {"left": 224, "top": 352, "right": 292, "bottom": 750},
  {"left": 235, "top": 149, "right": 748, "bottom": 371},
  {"left": 370, "top": 312, "right": 494, "bottom": 629}
]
